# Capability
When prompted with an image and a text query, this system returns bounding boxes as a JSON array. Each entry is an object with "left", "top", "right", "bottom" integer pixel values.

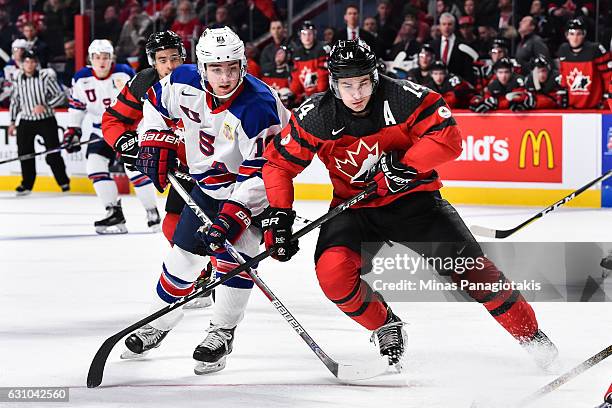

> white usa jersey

[
  {"left": 68, "top": 64, "right": 134, "bottom": 131},
  {"left": 142, "top": 64, "right": 290, "bottom": 216}
]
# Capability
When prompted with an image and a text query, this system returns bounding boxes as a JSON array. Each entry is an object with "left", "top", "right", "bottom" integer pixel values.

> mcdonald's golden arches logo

[{"left": 519, "top": 129, "right": 554, "bottom": 169}]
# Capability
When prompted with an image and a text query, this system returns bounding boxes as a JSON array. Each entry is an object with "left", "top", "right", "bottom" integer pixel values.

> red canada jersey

[
  {"left": 424, "top": 74, "right": 475, "bottom": 108},
  {"left": 484, "top": 74, "right": 526, "bottom": 110},
  {"left": 261, "top": 66, "right": 291, "bottom": 90},
  {"left": 558, "top": 41, "right": 611, "bottom": 109},
  {"left": 290, "top": 42, "right": 329, "bottom": 102},
  {"left": 263, "top": 76, "right": 462, "bottom": 209},
  {"left": 525, "top": 71, "right": 566, "bottom": 109}
]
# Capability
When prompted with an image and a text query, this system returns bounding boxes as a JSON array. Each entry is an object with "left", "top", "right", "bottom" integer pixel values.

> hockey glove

[
  {"left": 470, "top": 96, "right": 497, "bottom": 113},
  {"left": 365, "top": 151, "right": 418, "bottom": 197},
  {"left": 556, "top": 89, "right": 568, "bottom": 108},
  {"left": 136, "top": 129, "right": 180, "bottom": 192},
  {"left": 262, "top": 207, "right": 299, "bottom": 262},
  {"left": 195, "top": 201, "right": 252, "bottom": 255},
  {"left": 114, "top": 130, "right": 140, "bottom": 170},
  {"left": 62, "top": 127, "right": 82, "bottom": 153}
]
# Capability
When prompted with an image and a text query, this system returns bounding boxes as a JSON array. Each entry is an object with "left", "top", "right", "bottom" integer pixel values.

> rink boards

[{"left": 0, "top": 110, "right": 610, "bottom": 207}]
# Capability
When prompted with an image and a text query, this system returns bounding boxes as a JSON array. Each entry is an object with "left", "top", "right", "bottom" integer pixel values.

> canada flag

[{"left": 335, "top": 140, "right": 380, "bottom": 183}]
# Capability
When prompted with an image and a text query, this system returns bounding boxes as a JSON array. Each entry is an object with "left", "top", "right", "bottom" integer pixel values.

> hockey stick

[
  {"left": 0, "top": 138, "right": 100, "bottom": 165},
  {"left": 168, "top": 173, "right": 388, "bottom": 381},
  {"left": 520, "top": 345, "right": 612, "bottom": 406},
  {"left": 471, "top": 170, "right": 612, "bottom": 239},
  {"left": 86, "top": 179, "right": 377, "bottom": 388}
]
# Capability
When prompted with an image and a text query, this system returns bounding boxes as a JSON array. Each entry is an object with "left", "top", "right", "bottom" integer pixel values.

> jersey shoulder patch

[
  {"left": 231, "top": 75, "right": 281, "bottom": 139},
  {"left": 128, "top": 68, "right": 159, "bottom": 101},
  {"left": 169, "top": 64, "right": 203, "bottom": 91}
]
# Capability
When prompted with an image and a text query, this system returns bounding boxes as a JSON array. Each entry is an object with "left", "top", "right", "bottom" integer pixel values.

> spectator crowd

[{"left": 1, "top": 0, "right": 611, "bottom": 111}]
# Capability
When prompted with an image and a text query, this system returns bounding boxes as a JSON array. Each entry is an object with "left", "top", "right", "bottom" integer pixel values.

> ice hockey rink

[{"left": 0, "top": 193, "right": 610, "bottom": 408}]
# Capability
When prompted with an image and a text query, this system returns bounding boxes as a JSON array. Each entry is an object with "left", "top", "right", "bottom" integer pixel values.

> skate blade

[
  {"left": 194, "top": 356, "right": 226, "bottom": 375},
  {"left": 95, "top": 224, "right": 128, "bottom": 235},
  {"left": 120, "top": 349, "right": 151, "bottom": 360},
  {"left": 148, "top": 223, "right": 162, "bottom": 233},
  {"left": 183, "top": 296, "right": 213, "bottom": 310}
]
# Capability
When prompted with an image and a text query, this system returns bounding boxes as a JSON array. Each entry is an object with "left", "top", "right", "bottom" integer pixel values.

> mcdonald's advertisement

[{"left": 437, "top": 115, "right": 563, "bottom": 182}]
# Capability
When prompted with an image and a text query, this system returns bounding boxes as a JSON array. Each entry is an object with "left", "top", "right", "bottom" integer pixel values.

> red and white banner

[{"left": 437, "top": 115, "right": 563, "bottom": 182}]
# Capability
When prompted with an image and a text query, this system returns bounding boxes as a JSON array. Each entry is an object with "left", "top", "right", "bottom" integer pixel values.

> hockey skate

[
  {"left": 15, "top": 185, "right": 31, "bottom": 197},
  {"left": 193, "top": 324, "right": 235, "bottom": 375},
  {"left": 520, "top": 329, "right": 559, "bottom": 371},
  {"left": 120, "top": 324, "right": 169, "bottom": 359},
  {"left": 94, "top": 199, "right": 128, "bottom": 234},
  {"left": 370, "top": 310, "right": 408, "bottom": 372},
  {"left": 146, "top": 208, "right": 162, "bottom": 232},
  {"left": 600, "top": 251, "right": 612, "bottom": 278}
]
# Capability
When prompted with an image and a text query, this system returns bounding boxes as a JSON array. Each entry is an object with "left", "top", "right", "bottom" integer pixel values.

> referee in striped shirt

[{"left": 8, "top": 50, "right": 70, "bottom": 196}]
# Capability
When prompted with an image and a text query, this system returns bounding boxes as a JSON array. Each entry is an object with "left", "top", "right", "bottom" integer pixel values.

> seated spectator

[
  {"left": 43, "top": 0, "right": 70, "bottom": 60},
  {"left": 462, "top": 0, "right": 478, "bottom": 25},
  {"left": 97, "top": 5, "right": 121, "bottom": 46},
  {"left": 529, "top": 0, "right": 556, "bottom": 51},
  {"left": 430, "top": 12, "right": 476, "bottom": 84},
  {"left": 476, "top": 25, "right": 497, "bottom": 58},
  {"left": 516, "top": 15, "right": 550, "bottom": 73},
  {"left": 495, "top": 0, "right": 517, "bottom": 40},
  {"left": 374, "top": 0, "right": 399, "bottom": 57},
  {"left": 335, "top": 4, "right": 379, "bottom": 57},
  {"left": 521, "top": 54, "right": 567, "bottom": 110},
  {"left": 16, "top": 11, "right": 45, "bottom": 34},
  {"left": 323, "top": 27, "right": 336, "bottom": 47},
  {"left": 290, "top": 21, "right": 329, "bottom": 104},
  {"left": 171, "top": 0, "right": 201, "bottom": 62},
  {"left": 116, "top": 2, "right": 154, "bottom": 63},
  {"left": 260, "top": 20, "right": 287, "bottom": 73},
  {"left": 388, "top": 17, "right": 421, "bottom": 61},
  {"left": 470, "top": 58, "right": 526, "bottom": 112},
  {"left": 425, "top": 60, "right": 476, "bottom": 108},
  {"left": 21, "top": 22, "right": 49, "bottom": 67},
  {"left": 0, "top": 8, "right": 19, "bottom": 64},
  {"left": 458, "top": 16, "right": 485, "bottom": 57},
  {"left": 407, "top": 43, "right": 435, "bottom": 85},
  {"left": 156, "top": 3, "right": 176, "bottom": 31},
  {"left": 363, "top": 17, "right": 377, "bottom": 37},
  {"left": 245, "top": 42, "right": 261, "bottom": 78},
  {"left": 558, "top": 18, "right": 610, "bottom": 109},
  {"left": 261, "top": 46, "right": 294, "bottom": 108}
]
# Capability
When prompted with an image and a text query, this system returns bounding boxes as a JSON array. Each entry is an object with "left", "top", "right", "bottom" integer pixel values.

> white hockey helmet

[
  {"left": 88, "top": 39, "right": 114, "bottom": 60},
  {"left": 12, "top": 39, "right": 29, "bottom": 50},
  {"left": 195, "top": 27, "right": 247, "bottom": 95}
]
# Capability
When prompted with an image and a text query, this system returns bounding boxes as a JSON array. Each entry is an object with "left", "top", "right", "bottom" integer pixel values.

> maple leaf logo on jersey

[
  {"left": 299, "top": 67, "right": 318, "bottom": 88},
  {"left": 335, "top": 140, "right": 380, "bottom": 183},
  {"left": 566, "top": 67, "right": 591, "bottom": 93}
]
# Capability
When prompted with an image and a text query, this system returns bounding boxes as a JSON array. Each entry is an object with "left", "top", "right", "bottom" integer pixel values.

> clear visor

[
  {"left": 567, "top": 28, "right": 585, "bottom": 35},
  {"left": 205, "top": 63, "right": 242, "bottom": 81},
  {"left": 335, "top": 77, "right": 374, "bottom": 98}
]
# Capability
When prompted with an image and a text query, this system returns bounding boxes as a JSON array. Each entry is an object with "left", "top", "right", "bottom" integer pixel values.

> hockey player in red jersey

[
  {"left": 596, "top": 383, "right": 612, "bottom": 408},
  {"left": 101, "top": 31, "right": 213, "bottom": 309},
  {"left": 406, "top": 44, "right": 435, "bottom": 86},
  {"left": 558, "top": 18, "right": 611, "bottom": 109},
  {"left": 470, "top": 58, "right": 526, "bottom": 113},
  {"left": 262, "top": 39, "right": 558, "bottom": 370},
  {"left": 425, "top": 61, "right": 475, "bottom": 108},
  {"left": 289, "top": 21, "right": 330, "bottom": 104},
  {"left": 522, "top": 54, "right": 568, "bottom": 110}
]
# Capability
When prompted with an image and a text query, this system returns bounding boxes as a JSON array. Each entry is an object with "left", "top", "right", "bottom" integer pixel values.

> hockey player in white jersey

[
  {"left": 123, "top": 27, "right": 290, "bottom": 374},
  {"left": 63, "top": 39, "right": 161, "bottom": 234}
]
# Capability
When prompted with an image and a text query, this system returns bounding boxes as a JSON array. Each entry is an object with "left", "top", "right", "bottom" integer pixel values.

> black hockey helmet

[
  {"left": 328, "top": 39, "right": 378, "bottom": 99},
  {"left": 22, "top": 49, "right": 38, "bottom": 61},
  {"left": 490, "top": 38, "right": 508, "bottom": 52},
  {"left": 566, "top": 18, "right": 586, "bottom": 33},
  {"left": 430, "top": 60, "right": 447, "bottom": 73},
  {"left": 532, "top": 54, "right": 551, "bottom": 71},
  {"left": 419, "top": 43, "right": 435, "bottom": 56},
  {"left": 493, "top": 57, "right": 512, "bottom": 71},
  {"left": 146, "top": 30, "right": 186, "bottom": 66},
  {"left": 300, "top": 20, "right": 316, "bottom": 33}
]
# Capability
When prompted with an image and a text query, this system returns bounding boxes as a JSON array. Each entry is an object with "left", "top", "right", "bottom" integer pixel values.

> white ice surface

[{"left": 0, "top": 193, "right": 610, "bottom": 407}]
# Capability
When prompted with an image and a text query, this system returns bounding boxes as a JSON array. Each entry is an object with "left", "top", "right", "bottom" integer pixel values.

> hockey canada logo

[
  {"left": 299, "top": 67, "right": 318, "bottom": 88},
  {"left": 566, "top": 67, "right": 591, "bottom": 93},
  {"left": 335, "top": 140, "right": 380, "bottom": 183}
]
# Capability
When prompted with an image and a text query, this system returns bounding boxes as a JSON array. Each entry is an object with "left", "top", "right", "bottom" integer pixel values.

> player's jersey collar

[{"left": 205, "top": 82, "right": 245, "bottom": 114}]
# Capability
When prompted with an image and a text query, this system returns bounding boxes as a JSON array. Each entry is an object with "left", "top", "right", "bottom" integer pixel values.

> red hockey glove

[
  {"left": 365, "top": 151, "right": 419, "bottom": 197},
  {"left": 262, "top": 207, "right": 299, "bottom": 262},
  {"left": 196, "top": 201, "right": 252, "bottom": 255},
  {"left": 62, "top": 127, "right": 82, "bottom": 153},
  {"left": 136, "top": 129, "right": 180, "bottom": 192}
]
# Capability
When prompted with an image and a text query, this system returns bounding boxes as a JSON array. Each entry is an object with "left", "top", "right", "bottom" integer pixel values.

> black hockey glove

[
  {"left": 365, "top": 151, "right": 418, "bottom": 197},
  {"left": 114, "top": 130, "right": 140, "bottom": 170},
  {"left": 510, "top": 92, "right": 535, "bottom": 112},
  {"left": 62, "top": 127, "right": 82, "bottom": 153},
  {"left": 262, "top": 207, "right": 299, "bottom": 262},
  {"left": 470, "top": 96, "right": 497, "bottom": 113}
]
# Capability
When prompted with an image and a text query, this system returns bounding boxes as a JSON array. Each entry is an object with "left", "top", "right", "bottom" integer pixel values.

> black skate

[
  {"left": 15, "top": 185, "right": 31, "bottom": 197},
  {"left": 370, "top": 310, "right": 408, "bottom": 371},
  {"left": 520, "top": 329, "right": 559, "bottom": 371},
  {"left": 94, "top": 199, "right": 128, "bottom": 234},
  {"left": 146, "top": 208, "right": 162, "bottom": 232},
  {"left": 601, "top": 252, "right": 612, "bottom": 278},
  {"left": 121, "top": 324, "right": 169, "bottom": 359},
  {"left": 193, "top": 324, "right": 235, "bottom": 374}
]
